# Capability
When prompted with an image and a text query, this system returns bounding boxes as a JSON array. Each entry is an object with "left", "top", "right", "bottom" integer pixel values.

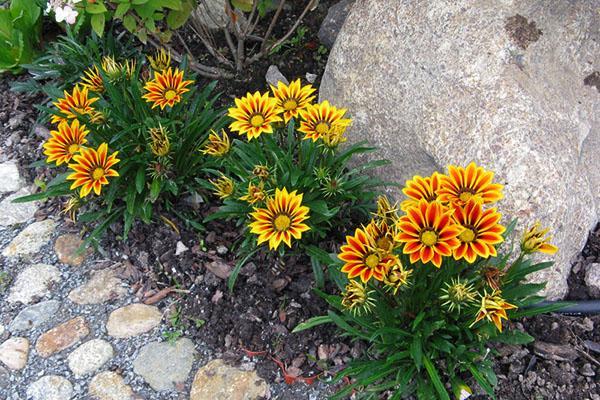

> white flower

[{"left": 54, "top": 4, "right": 78, "bottom": 25}]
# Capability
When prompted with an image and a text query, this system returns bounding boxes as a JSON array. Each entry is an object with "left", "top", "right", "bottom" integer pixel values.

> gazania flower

[
  {"left": 252, "top": 165, "right": 270, "bottom": 180},
  {"left": 101, "top": 56, "right": 122, "bottom": 81},
  {"left": 210, "top": 175, "right": 235, "bottom": 199},
  {"left": 147, "top": 48, "right": 171, "bottom": 72},
  {"left": 383, "top": 263, "right": 412, "bottom": 295},
  {"left": 395, "top": 200, "right": 461, "bottom": 268},
  {"left": 200, "top": 130, "right": 230, "bottom": 157},
  {"left": 440, "top": 277, "right": 476, "bottom": 312},
  {"left": 228, "top": 91, "right": 282, "bottom": 140},
  {"left": 521, "top": 222, "right": 558, "bottom": 255},
  {"left": 67, "top": 143, "right": 120, "bottom": 197},
  {"left": 51, "top": 84, "right": 98, "bottom": 124},
  {"left": 341, "top": 280, "right": 376, "bottom": 316},
  {"left": 43, "top": 119, "right": 89, "bottom": 166},
  {"left": 338, "top": 227, "right": 399, "bottom": 283},
  {"left": 142, "top": 67, "right": 194, "bottom": 110},
  {"left": 365, "top": 219, "right": 397, "bottom": 253},
  {"left": 81, "top": 65, "right": 104, "bottom": 93},
  {"left": 470, "top": 290, "right": 517, "bottom": 332},
  {"left": 60, "top": 195, "right": 82, "bottom": 222},
  {"left": 374, "top": 195, "right": 400, "bottom": 223},
  {"left": 400, "top": 172, "right": 444, "bottom": 211},
  {"left": 270, "top": 79, "right": 316, "bottom": 123},
  {"left": 437, "top": 162, "right": 503, "bottom": 206},
  {"left": 321, "top": 125, "right": 348, "bottom": 149},
  {"left": 249, "top": 188, "right": 310, "bottom": 250},
  {"left": 298, "top": 100, "right": 351, "bottom": 142},
  {"left": 123, "top": 58, "right": 136, "bottom": 79},
  {"left": 239, "top": 181, "right": 266, "bottom": 204},
  {"left": 148, "top": 124, "right": 170, "bottom": 157},
  {"left": 452, "top": 200, "right": 505, "bottom": 263},
  {"left": 482, "top": 266, "right": 506, "bottom": 291}
]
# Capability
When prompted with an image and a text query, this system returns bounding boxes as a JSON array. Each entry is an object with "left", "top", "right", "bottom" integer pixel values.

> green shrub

[{"left": 0, "top": 0, "right": 43, "bottom": 73}]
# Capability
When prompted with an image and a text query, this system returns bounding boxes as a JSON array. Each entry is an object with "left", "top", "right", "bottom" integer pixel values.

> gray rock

[
  {"left": 191, "top": 0, "right": 229, "bottom": 30},
  {"left": 9, "top": 300, "right": 61, "bottom": 332},
  {"left": 266, "top": 65, "right": 289, "bottom": 87},
  {"left": 7, "top": 264, "right": 61, "bottom": 304},
  {"left": 320, "top": 0, "right": 599, "bottom": 299},
  {"left": 68, "top": 268, "right": 127, "bottom": 305},
  {"left": 0, "top": 160, "right": 23, "bottom": 193},
  {"left": 2, "top": 219, "right": 57, "bottom": 258},
  {"left": 306, "top": 72, "right": 318, "bottom": 84},
  {"left": 585, "top": 263, "right": 600, "bottom": 298},
  {"left": 175, "top": 241, "right": 189, "bottom": 256},
  {"left": 67, "top": 339, "right": 114, "bottom": 377},
  {"left": 88, "top": 371, "right": 135, "bottom": 400},
  {"left": 533, "top": 341, "right": 579, "bottom": 362},
  {"left": 106, "top": 303, "right": 162, "bottom": 338},
  {"left": 26, "top": 375, "right": 73, "bottom": 400},
  {"left": 581, "top": 363, "right": 596, "bottom": 377},
  {"left": 318, "top": 0, "right": 355, "bottom": 49},
  {"left": 0, "top": 364, "right": 10, "bottom": 390},
  {"left": 132, "top": 338, "right": 197, "bottom": 391},
  {"left": 0, "top": 187, "right": 38, "bottom": 226},
  {"left": 216, "top": 244, "right": 228, "bottom": 255}
]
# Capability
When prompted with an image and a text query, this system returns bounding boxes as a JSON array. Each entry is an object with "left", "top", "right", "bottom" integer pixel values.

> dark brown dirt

[
  {"left": 584, "top": 71, "right": 600, "bottom": 93},
  {"left": 505, "top": 14, "right": 542, "bottom": 50}
]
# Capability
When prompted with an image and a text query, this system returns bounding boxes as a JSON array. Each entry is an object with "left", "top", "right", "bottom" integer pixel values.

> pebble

[
  {"left": 67, "top": 339, "right": 114, "bottom": 377},
  {"left": 581, "top": 363, "right": 596, "bottom": 377},
  {"left": 0, "top": 187, "right": 38, "bottom": 226},
  {"left": 265, "top": 65, "right": 289, "bottom": 87},
  {"left": 132, "top": 338, "right": 197, "bottom": 391},
  {"left": 216, "top": 245, "right": 228, "bottom": 255},
  {"left": 7, "top": 263, "right": 61, "bottom": 304},
  {"left": 9, "top": 300, "right": 61, "bottom": 332},
  {"left": 106, "top": 303, "right": 162, "bottom": 338},
  {"left": 88, "top": 371, "right": 135, "bottom": 400},
  {"left": 54, "top": 234, "right": 88, "bottom": 266},
  {"left": 190, "top": 359, "right": 268, "bottom": 400},
  {"left": 0, "top": 160, "right": 23, "bottom": 193},
  {"left": 306, "top": 72, "right": 318, "bottom": 83},
  {"left": 26, "top": 375, "right": 73, "bottom": 400},
  {"left": 2, "top": 219, "right": 56, "bottom": 258},
  {"left": 68, "top": 268, "right": 127, "bottom": 305},
  {"left": 35, "top": 316, "right": 90, "bottom": 358},
  {"left": 175, "top": 241, "right": 189, "bottom": 256},
  {"left": 584, "top": 263, "right": 600, "bottom": 298},
  {"left": 0, "top": 337, "right": 30, "bottom": 370}
]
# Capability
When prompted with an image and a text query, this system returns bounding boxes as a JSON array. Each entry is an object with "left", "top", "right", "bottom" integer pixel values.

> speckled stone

[
  {"left": 190, "top": 359, "right": 268, "bottom": 400},
  {"left": 0, "top": 187, "right": 38, "bottom": 226},
  {"left": 35, "top": 317, "right": 89, "bottom": 358},
  {"left": 106, "top": 304, "right": 162, "bottom": 338},
  {"left": 132, "top": 338, "right": 197, "bottom": 391},
  {"left": 585, "top": 263, "right": 600, "bottom": 298},
  {"left": 320, "top": 0, "right": 599, "bottom": 299},
  {"left": 26, "top": 375, "right": 73, "bottom": 400},
  {"left": 54, "top": 234, "right": 87, "bottom": 266},
  {"left": 2, "top": 219, "right": 56, "bottom": 258},
  {"left": 68, "top": 268, "right": 127, "bottom": 305},
  {"left": 9, "top": 300, "right": 61, "bottom": 332},
  {"left": 67, "top": 339, "right": 114, "bottom": 377},
  {"left": 7, "top": 264, "right": 61, "bottom": 304},
  {"left": 0, "top": 337, "right": 29, "bottom": 370},
  {"left": 0, "top": 160, "right": 23, "bottom": 193},
  {"left": 88, "top": 371, "right": 135, "bottom": 400}
]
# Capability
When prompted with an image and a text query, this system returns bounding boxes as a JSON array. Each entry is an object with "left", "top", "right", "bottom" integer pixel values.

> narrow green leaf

[
  {"left": 292, "top": 315, "right": 333, "bottom": 333},
  {"left": 90, "top": 13, "right": 105, "bottom": 36},
  {"left": 423, "top": 357, "right": 451, "bottom": 400}
]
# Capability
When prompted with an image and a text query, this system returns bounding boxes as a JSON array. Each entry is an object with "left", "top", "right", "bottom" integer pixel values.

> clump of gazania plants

[
  {"left": 17, "top": 49, "right": 225, "bottom": 243},
  {"left": 294, "top": 163, "right": 562, "bottom": 399},
  {"left": 202, "top": 80, "right": 387, "bottom": 289}
]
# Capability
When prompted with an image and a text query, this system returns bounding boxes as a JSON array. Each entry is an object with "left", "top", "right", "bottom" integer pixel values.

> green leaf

[
  {"left": 123, "top": 14, "right": 137, "bottom": 32},
  {"left": 231, "top": 0, "right": 253, "bottom": 12},
  {"left": 132, "top": 0, "right": 149, "bottom": 4},
  {"left": 114, "top": 2, "right": 131, "bottom": 19},
  {"left": 227, "top": 249, "right": 258, "bottom": 292},
  {"left": 467, "top": 363, "right": 496, "bottom": 399},
  {"left": 166, "top": 0, "right": 194, "bottom": 29},
  {"left": 85, "top": 3, "right": 108, "bottom": 14},
  {"left": 423, "top": 357, "right": 451, "bottom": 400},
  {"left": 135, "top": 167, "right": 146, "bottom": 194},
  {"left": 410, "top": 335, "right": 423, "bottom": 370},
  {"left": 90, "top": 13, "right": 105, "bottom": 36},
  {"left": 292, "top": 315, "right": 333, "bottom": 333},
  {"left": 149, "top": 179, "right": 161, "bottom": 202},
  {"left": 492, "top": 329, "right": 534, "bottom": 345}
]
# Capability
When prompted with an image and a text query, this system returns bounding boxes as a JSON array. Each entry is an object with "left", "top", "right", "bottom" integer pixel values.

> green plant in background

[
  {"left": 15, "top": 49, "right": 226, "bottom": 245},
  {"left": 204, "top": 79, "right": 388, "bottom": 290},
  {"left": 0, "top": 0, "right": 43, "bottom": 73},
  {"left": 294, "top": 165, "right": 564, "bottom": 399}
]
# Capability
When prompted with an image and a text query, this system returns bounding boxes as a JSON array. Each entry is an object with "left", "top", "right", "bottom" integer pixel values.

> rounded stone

[
  {"left": 0, "top": 337, "right": 29, "bottom": 370},
  {"left": 67, "top": 339, "right": 114, "bottom": 377},
  {"left": 9, "top": 300, "right": 61, "bottom": 332},
  {"left": 190, "top": 359, "right": 268, "bottom": 400},
  {"left": 2, "top": 219, "right": 57, "bottom": 258},
  {"left": 7, "top": 264, "right": 61, "bottom": 304},
  {"left": 36, "top": 316, "right": 90, "bottom": 358},
  {"left": 0, "top": 161, "right": 23, "bottom": 193},
  {"left": 54, "top": 234, "right": 88, "bottom": 267},
  {"left": 68, "top": 268, "right": 127, "bottom": 305},
  {"left": 0, "top": 187, "right": 38, "bottom": 226},
  {"left": 585, "top": 263, "right": 600, "bottom": 298},
  {"left": 132, "top": 338, "right": 197, "bottom": 391},
  {"left": 26, "top": 375, "right": 73, "bottom": 400},
  {"left": 106, "top": 303, "right": 162, "bottom": 338},
  {"left": 88, "top": 371, "right": 135, "bottom": 400}
]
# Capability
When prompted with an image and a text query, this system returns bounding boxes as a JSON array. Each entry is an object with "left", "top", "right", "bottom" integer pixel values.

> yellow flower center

[
  {"left": 92, "top": 168, "right": 105, "bottom": 181},
  {"left": 67, "top": 144, "right": 80, "bottom": 154},
  {"left": 274, "top": 214, "right": 291, "bottom": 232},
  {"left": 459, "top": 190, "right": 474, "bottom": 202},
  {"left": 365, "top": 254, "right": 380, "bottom": 269},
  {"left": 420, "top": 230, "right": 438, "bottom": 246},
  {"left": 315, "top": 121, "right": 330, "bottom": 135},
  {"left": 283, "top": 99, "right": 298, "bottom": 111},
  {"left": 164, "top": 90, "right": 177, "bottom": 100},
  {"left": 250, "top": 114, "right": 265, "bottom": 127},
  {"left": 459, "top": 227, "right": 476, "bottom": 243}
]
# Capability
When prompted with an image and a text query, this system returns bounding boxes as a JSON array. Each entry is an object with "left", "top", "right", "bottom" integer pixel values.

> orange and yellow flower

[
  {"left": 437, "top": 162, "right": 503, "bottom": 207},
  {"left": 248, "top": 188, "right": 310, "bottom": 250},
  {"left": 270, "top": 79, "right": 316, "bottom": 123},
  {"left": 209, "top": 175, "right": 235, "bottom": 199},
  {"left": 365, "top": 219, "right": 397, "bottom": 253},
  {"left": 395, "top": 200, "right": 462, "bottom": 268},
  {"left": 341, "top": 279, "right": 376, "bottom": 316},
  {"left": 200, "top": 129, "right": 230, "bottom": 157},
  {"left": 338, "top": 227, "right": 399, "bottom": 283},
  {"left": 383, "top": 263, "right": 412, "bottom": 295},
  {"left": 142, "top": 67, "right": 194, "bottom": 110},
  {"left": 67, "top": 143, "right": 120, "bottom": 197},
  {"left": 400, "top": 172, "right": 444, "bottom": 211},
  {"left": 521, "top": 222, "right": 558, "bottom": 255},
  {"left": 452, "top": 200, "right": 505, "bottom": 263},
  {"left": 81, "top": 65, "right": 104, "bottom": 93},
  {"left": 43, "top": 119, "right": 89, "bottom": 166},
  {"left": 51, "top": 85, "right": 98, "bottom": 125},
  {"left": 148, "top": 124, "right": 170, "bottom": 157},
  {"left": 471, "top": 290, "right": 517, "bottom": 332},
  {"left": 147, "top": 48, "right": 171, "bottom": 72},
  {"left": 239, "top": 181, "right": 266, "bottom": 204},
  {"left": 298, "top": 100, "right": 351, "bottom": 141},
  {"left": 228, "top": 92, "right": 283, "bottom": 140}
]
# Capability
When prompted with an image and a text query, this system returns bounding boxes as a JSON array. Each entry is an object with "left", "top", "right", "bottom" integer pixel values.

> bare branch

[{"left": 260, "top": 0, "right": 285, "bottom": 54}]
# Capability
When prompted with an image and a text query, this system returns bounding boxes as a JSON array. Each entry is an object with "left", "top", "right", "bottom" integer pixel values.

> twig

[{"left": 260, "top": 0, "right": 285, "bottom": 53}]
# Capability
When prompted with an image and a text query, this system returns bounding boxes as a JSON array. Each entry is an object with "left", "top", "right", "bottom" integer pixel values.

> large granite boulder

[{"left": 320, "top": 0, "right": 600, "bottom": 299}]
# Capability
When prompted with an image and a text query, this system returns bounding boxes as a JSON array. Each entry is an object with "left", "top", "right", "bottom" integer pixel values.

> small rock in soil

[
  {"left": 0, "top": 337, "right": 29, "bottom": 370},
  {"left": 26, "top": 375, "right": 73, "bottom": 400},
  {"left": 584, "top": 262, "right": 600, "bottom": 298},
  {"left": 306, "top": 72, "right": 317, "bottom": 83},
  {"left": 175, "top": 240, "right": 189, "bottom": 256},
  {"left": 216, "top": 244, "right": 228, "bottom": 255},
  {"left": 190, "top": 359, "right": 268, "bottom": 400},
  {"left": 266, "top": 65, "right": 289, "bottom": 87},
  {"left": 106, "top": 303, "right": 162, "bottom": 338},
  {"left": 68, "top": 268, "right": 127, "bottom": 305},
  {"left": 206, "top": 260, "right": 232, "bottom": 279},
  {"left": 533, "top": 341, "right": 579, "bottom": 362},
  {"left": 581, "top": 362, "right": 596, "bottom": 377}
]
